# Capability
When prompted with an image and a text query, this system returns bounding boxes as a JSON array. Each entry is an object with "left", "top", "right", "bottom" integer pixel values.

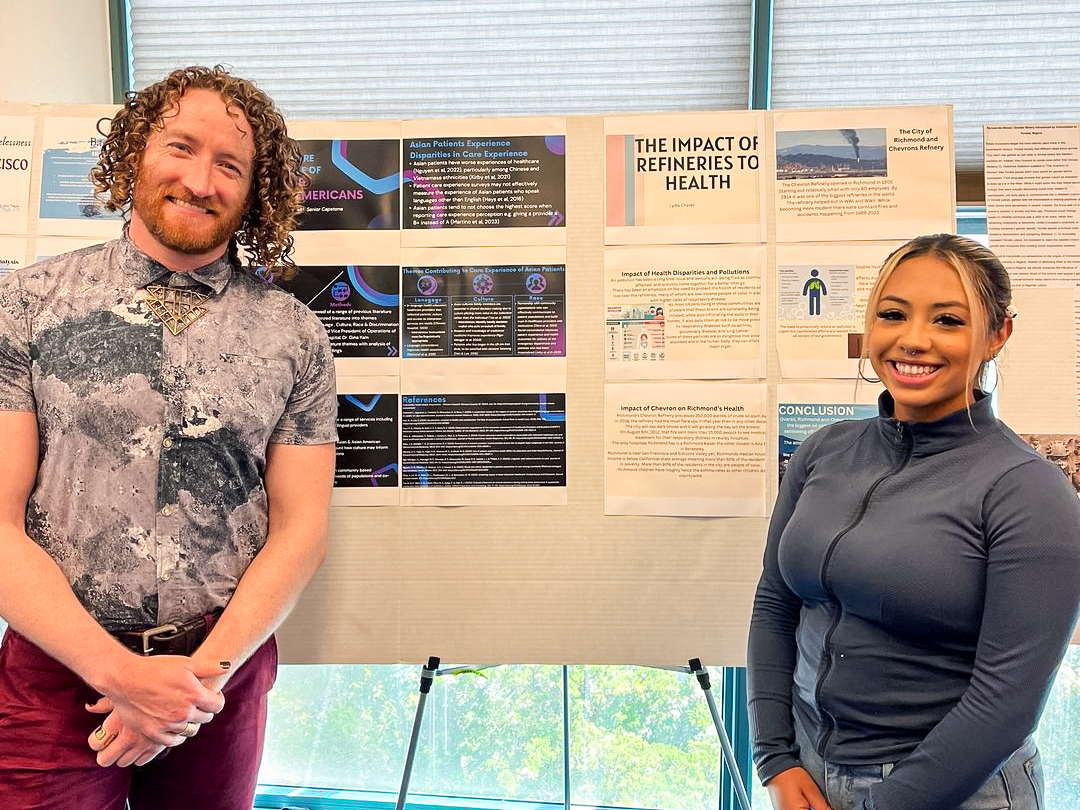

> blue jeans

[{"left": 794, "top": 717, "right": 1043, "bottom": 810}]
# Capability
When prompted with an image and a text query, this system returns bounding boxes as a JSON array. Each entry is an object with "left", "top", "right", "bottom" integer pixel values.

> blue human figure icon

[{"left": 802, "top": 268, "right": 827, "bottom": 316}]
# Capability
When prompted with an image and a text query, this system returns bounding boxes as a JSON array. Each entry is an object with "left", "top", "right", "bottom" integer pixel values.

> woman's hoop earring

[{"left": 857, "top": 359, "right": 880, "bottom": 384}]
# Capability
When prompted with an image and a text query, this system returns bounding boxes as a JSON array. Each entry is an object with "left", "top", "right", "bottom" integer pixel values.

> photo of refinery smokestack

[{"left": 775, "top": 128, "right": 887, "bottom": 180}]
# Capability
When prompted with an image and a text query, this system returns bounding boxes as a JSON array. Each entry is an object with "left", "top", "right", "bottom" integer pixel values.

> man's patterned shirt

[{"left": 0, "top": 237, "right": 337, "bottom": 631}]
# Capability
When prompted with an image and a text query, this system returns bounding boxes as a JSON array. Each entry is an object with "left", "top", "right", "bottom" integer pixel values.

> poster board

[{"left": 3, "top": 105, "right": 960, "bottom": 664}]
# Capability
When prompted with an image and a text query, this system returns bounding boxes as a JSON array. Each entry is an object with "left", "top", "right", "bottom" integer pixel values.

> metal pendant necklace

[{"left": 144, "top": 283, "right": 211, "bottom": 335}]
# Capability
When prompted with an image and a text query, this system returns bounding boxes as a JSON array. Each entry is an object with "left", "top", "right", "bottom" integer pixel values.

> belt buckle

[{"left": 139, "top": 623, "right": 179, "bottom": 656}]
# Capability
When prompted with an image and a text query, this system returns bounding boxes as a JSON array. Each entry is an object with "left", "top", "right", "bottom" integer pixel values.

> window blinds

[
  {"left": 128, "top": 0, "right": 752, "bottom": 121},
  {"left": 769, "top": 0, "right": 1080, "bottom": 170}
]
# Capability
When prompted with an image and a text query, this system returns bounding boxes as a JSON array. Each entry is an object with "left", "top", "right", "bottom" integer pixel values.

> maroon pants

[{"left": 0, "top": 629, "right": 277, "bottom": 810}]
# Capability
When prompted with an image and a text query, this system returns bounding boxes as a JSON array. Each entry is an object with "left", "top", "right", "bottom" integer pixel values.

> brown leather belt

[{"left": 112, "top": 610, "right": 221, "bottom": 656}]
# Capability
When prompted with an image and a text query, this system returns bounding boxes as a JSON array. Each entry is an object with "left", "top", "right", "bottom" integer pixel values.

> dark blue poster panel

[
  {"left": 401, "top": 393, "right": 566, "bottom": 488},
  {"left": 280, "top": 265, "right": 400, "bottom": 359},
  {"left": 296, "top": 139, "right": 400, "bottom": 230},
  {"left": 401, "top": 264, "right": 565, "bottom": 358},
  {"left": 403, "top": 135, "right": 566, "bottom": 229},
  {"left": 335, "top": 394, "right": 399, "bottom": 488}
]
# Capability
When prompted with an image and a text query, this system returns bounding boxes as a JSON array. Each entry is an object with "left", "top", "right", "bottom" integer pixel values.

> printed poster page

[
  {"left": 401, "top": 117, "right": 566, "bottom": 248},
  {"left": 984, "top": 123, "right": 1080, "bottom": 415},
  {"left": 605, "top": 244, "right": 765, "bottom": 380},
  {"left": 985, "top": 124, "right": 1080, "bottom": 269},
  {"left": 0, "top": 236, "right": 27, "bottom": 279},
  {"left": 332, "top": 377, "right": 401, "bottom": 507},
  {"left": 604, "top": 381, "right": 767, "bottom": 517},
  {"left": 777, "top": 382, "right": 881, "bottom": 487},
  {"left": 287, "top": 120, "right": 402, "bottom": 260},
  {"left": 772, "top": 106, "right": 955, "bottom": 243},
  {"left": 399, "top": 374, "right": 567, "bottom": 506},
  {"left": 36, "top": 105, "right": 124, "bottom": 239},
  {"left": 604, "top": 111, "right": 766, "bottom": 245},
  {"left": 775, "top": 241, "right": 905, "bottom": 379},
  {"left": 279, "top": 242, "right": 402, "bottom": 379},
  {"left": 0, "top": 106, "right": 36, "bottom": 236},
  {"left": 994, "top": 288, "right": 1080, "bottom": 504},
  {"left": 400, "top": 246, "right": 566, "bottom": 378},
  {"left": 995, "top": 287, "right": 1080, "bottom": 433}
]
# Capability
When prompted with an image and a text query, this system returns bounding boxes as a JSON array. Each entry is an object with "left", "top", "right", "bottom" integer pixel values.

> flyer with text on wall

[
  {"left": 287, "top": 120, "right": 403, "bottom": 261},
  {"left": 984, "top": 123, "right": 1080, "bottom": 422},
  {"left": 603, "top": 106, "right": 954, "bottom": 247},
  {"left": 280, "top": 235, "right": 402, "bottom": 379},
  {"left": 401, "top": 117, "right": 566, "bottom": 248},
  {"left": 399, "top": 245, "right": 567, "bottom": 380},
  {"left": 332, "top": 382, "right": 401, "bottom": 507},
  {"left": 771, "top": 106, "right": 955, "bottom": 243},
  {"left": 36, "top": 106, "right": 124, "bottom": 240},
  {"left": 604, "top": 111, "right": 767, "bottom": 245},
  {"left": 604, "top": 244, "right": 765, "bottom": 380},
  {"left": 0, "top": 107, "right": 36, "bottom": 238},
  {"left": 399, "top": 373, "right": 567, "bottom": 507},
  {"left": 777, "top": 383, "right": 882, "bottom": 488},
  {"left": 604, "top": 381, "right": 767, "bottom": 517},
  {"left": 774, "top": 241, "right": 908, "bottom": 379},
  {"left": 278, "top": 263, "right": 401, "bottom": 373}
]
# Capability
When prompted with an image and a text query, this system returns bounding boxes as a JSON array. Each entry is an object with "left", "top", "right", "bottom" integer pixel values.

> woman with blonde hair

[{"left": 748, "top": 234, "right": 1080, "bottom": 810}]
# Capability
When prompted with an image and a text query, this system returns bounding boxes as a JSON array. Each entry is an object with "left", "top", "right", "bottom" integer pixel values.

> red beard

[{"left": 132, "top": 177, "right": 246, "bottom": 257}]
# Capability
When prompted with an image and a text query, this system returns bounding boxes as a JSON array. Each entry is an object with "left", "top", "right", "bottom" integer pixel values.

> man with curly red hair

[{"left": 0, "top": 66, "right": 337, "bottom": 808}]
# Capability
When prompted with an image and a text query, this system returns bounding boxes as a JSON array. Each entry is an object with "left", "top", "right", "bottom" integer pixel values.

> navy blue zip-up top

[{"left": 748, "top": 392, "right": 1080, "bottom": 810}]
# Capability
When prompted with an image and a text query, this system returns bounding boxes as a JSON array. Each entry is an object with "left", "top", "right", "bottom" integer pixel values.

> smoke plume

[{"left": 839, "top": 129, "right": 860, "bottom": 161}]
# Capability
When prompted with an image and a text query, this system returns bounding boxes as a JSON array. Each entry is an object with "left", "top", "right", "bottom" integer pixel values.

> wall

[{"left": 0, "top": 2, "right": 112, "bottom": 104}]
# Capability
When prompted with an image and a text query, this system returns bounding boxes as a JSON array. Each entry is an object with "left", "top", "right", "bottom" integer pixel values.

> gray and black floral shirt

[{"left": 0, "top": 237, "right": 337, "bottom": 631}]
